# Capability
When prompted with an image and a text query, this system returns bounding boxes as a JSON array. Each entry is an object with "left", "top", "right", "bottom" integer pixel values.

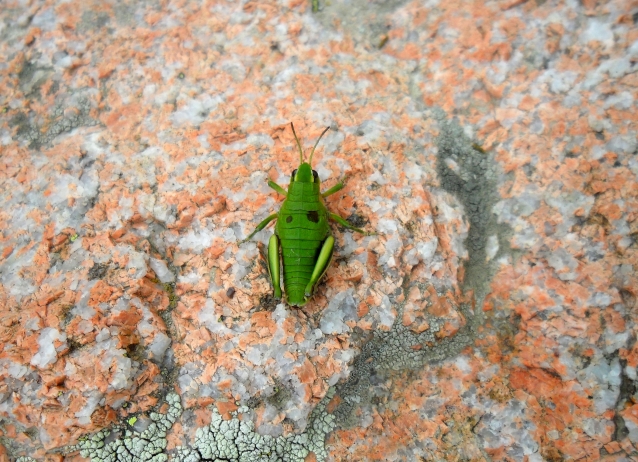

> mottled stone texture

[{"left": 1, "top": 0, "right": 637, "bottom": 461}]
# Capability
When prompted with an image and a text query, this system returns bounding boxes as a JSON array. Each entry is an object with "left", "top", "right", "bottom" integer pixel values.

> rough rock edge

[{"left": 329, "top": 112, "right": 506, "bottom": 428}]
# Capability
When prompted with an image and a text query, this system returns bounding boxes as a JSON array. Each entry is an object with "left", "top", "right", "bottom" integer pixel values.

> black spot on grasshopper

[
  {"left": 286, "top": 215, "right": 293, "bottom": 223},
  {"left": 306, "top": 211, "right": 319, "bottom": 223}
]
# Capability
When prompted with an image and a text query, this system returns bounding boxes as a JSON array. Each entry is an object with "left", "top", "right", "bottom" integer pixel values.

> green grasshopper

[{"left": 242, "top": 123, "right": 372, "bottom": 307}]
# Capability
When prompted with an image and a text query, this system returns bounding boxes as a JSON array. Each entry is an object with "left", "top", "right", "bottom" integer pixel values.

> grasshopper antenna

[
  {"left": 290, "top": 122, "right": 304, "bottom": 164},
  {"left": 309, "top": 126, "right": 330, "bottom": 166}
]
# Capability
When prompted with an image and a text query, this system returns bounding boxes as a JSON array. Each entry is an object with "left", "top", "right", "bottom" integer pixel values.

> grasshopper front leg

[
  {"left": 268, "top": 180, "right": 288, "bottom": 196},
  {"left": 241, "top": 213, "right": 278, "bottom": 243},
  {"left": 321, "top": 181, "right": 345, "bottom": 198}
]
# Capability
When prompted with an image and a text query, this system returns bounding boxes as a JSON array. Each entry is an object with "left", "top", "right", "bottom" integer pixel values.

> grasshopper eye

[
  {"left": 292, "top": 169, "right": 298, "bottom": 177},
  {"left": 312, "top": 170, "right": 318, "bottom": 181}
]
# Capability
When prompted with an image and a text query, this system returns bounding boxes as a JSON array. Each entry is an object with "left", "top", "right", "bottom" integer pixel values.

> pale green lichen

[
  {"left": 58, "top": 388, "right": 335, "bottom": 462},
  {"left": 175, "top": 389, "right": 335, "bottom": 462},
  {"left": 64, "top": 392, "right": 181, "bottom": 462}
]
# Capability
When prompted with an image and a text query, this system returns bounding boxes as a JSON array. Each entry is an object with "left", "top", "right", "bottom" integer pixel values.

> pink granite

[{"left": 0, "top": 0, "right": 637, "bottom": 460}]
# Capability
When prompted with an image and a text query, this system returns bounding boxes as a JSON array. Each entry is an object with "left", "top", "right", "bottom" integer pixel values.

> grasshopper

[{"left": 242, "top": 123, "right": 372, "bottom": 307}]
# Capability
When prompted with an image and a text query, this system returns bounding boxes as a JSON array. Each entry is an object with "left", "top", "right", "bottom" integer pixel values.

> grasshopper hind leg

[
  {"left": 304, "top": 236, "right": 335, "bottom": 298},
  {"left": 267, "top": 235, "right": 282, "bottom": 300}
]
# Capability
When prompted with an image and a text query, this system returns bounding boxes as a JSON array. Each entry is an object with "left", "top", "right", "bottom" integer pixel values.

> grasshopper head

[
  {"left": 292, "top": 163, "right": 318, "bottom": 183},
  {"left": 289, "top": 122, "right": 330, "bottom": 184}
]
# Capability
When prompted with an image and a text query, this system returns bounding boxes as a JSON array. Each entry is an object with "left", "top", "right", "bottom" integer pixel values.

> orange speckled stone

[{"left": 1, "top": 0, "right": 637, "bottom": 460}]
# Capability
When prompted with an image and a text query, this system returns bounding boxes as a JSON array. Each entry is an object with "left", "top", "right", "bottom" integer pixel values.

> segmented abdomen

[{"left": 276, "top": 198, "right": 329, "bottom": 304}]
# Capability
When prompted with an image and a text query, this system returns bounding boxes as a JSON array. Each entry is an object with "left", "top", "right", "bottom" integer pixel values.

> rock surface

[{"left": 1, "top": 0, "right": 637, "bottom": 460}]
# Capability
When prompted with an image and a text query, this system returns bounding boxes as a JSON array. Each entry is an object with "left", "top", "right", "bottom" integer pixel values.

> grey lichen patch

[
  {"left": 88, "top": 262, "right": 109, "bottom": 280},
  {"left": 145, "top": 243, "right": 181, "bottom": 391},
  {"left": 5, "top": 437, "right": 34, "bottom": 462},
  {"left": 17, "top": 59, "right": 53, "bottom": 97},
  {"left": 77, "top": 10, "right": 111, "bottom": 35},
  {"left": 8, "top": 111, "right": 31, "bottom": 137},
  {"left": 13, "top": 93, "right": 99, "bottom": 150},
  {"left": 267, "top": 379, "right": 293, "bottom": 409},
  {"left": 113, "top": 3, "right": 138, "bottom": 27},
  {"left": 64, "top": 392, "right": 182, "bottom": 462},
  {"left": 435, "top": 114, "right": 512, "bottom": 299},
  {"left": 331, "top": 295, "right": 480, "bottom": 428},
  {"left": 162, "top": 282, "right": 179, "bottom": 311}
]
